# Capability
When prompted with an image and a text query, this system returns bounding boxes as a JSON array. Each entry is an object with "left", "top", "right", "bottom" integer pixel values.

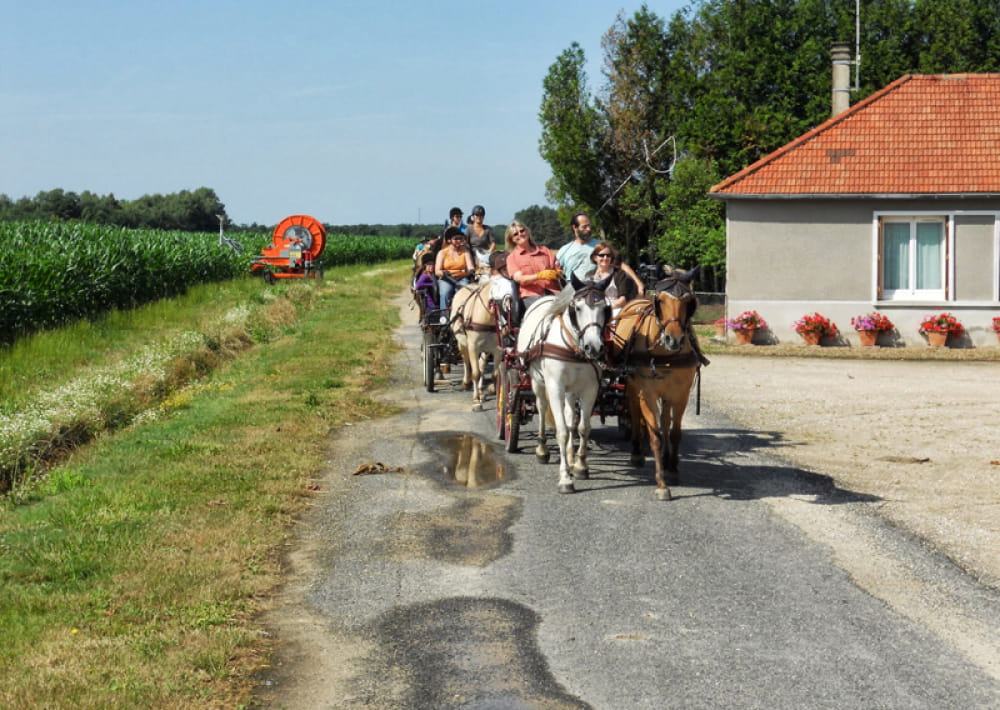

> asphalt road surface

[{"left": 256, "top": 296, "right": 999, "bottom": 709}]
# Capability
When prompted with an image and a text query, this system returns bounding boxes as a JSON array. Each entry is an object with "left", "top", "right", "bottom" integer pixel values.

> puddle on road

[{"left": 417, "top": 433, "right": 511, "bottom": 489}]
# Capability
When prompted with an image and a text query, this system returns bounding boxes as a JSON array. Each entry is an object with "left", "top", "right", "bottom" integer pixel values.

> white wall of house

[{"left": 722, "top": 197, "right": 1000, "bottom": 347}]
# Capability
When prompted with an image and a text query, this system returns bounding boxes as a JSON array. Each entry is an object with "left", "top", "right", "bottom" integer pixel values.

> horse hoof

[
  {"left": 654, "top": 488, "right": 672, "bottom": 501},
  {"left": 535, "top": 451, "right": 550, "bottom": 463},
  {"left": 558, "top": 483, "right": 576, "bottom": 494},
  {"left": 572, "top": 467, "right": 589, "bottom": 480},
  {"left": 471, "top": 402, "right": 483, "bottom": 412}
]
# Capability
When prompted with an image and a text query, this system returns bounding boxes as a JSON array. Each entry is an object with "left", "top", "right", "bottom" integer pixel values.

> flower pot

[
  {"left": 714, "top": 324, "right": 726, "bottom": 339},
  {"left": 734, "top": 328, "right": 754, "bottom": 345},
  {"left": 857, "top": 330, "right": 878, "bottom": 347},
  {"left": 926, "top": 331, "right": 948, "bottom": 348},
  {"left": 800, "top": 331, "right": 821, "bottom": 346}
]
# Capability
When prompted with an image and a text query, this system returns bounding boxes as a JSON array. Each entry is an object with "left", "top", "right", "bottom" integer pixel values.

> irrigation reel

[{"left": 251, "top": 214, "right": 326, "bottom": 283}]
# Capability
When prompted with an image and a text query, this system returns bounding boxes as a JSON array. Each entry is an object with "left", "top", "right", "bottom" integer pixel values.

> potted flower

[
  {"left": 850, "top": 311, "right": 894, "bottom": 347},
  {"left": 793, "top": 312, "right": 838, "bottom": 346},
  {"left": 918, "top": 312, "right": 963, "bottom": 347},
  {"left": 727, "top": 310, "right": 767, "bottom": 345},
  {"left": 713, "top": 317, "right": 727, "bottom": 339},
  {"left": 992, "top": 316, "right": 1000, "bottom": 344}
]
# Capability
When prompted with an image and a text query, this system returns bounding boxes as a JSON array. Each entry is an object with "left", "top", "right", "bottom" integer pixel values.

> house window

[{"left": 879, "top": 217, "right": 947, "bottom": 300}]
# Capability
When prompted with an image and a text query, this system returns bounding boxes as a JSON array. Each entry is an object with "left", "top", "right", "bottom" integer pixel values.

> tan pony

[
  {"left": 609, "top": 267, "right": 706, "bottom": 501},
  {"left": 449, "top": 282, "right": 500, "bottom": 410}
]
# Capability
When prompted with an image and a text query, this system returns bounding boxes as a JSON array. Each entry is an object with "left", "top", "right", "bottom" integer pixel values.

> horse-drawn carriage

[
  {"left": 414, "top": 263, "right": 705, "bottom": 500},
  {"left": 494, "top": 326, "right": 628, "bottom": 454},
  {"left": 411, "top": 284, "right": 465, "bottom": 395},
  {"left": 493, "top": 268, "right": 705, "bottom": 498}
]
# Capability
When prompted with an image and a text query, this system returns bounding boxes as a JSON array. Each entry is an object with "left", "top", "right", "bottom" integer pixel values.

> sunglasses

[
  {"left": 595, "top": 253, "right": 612, "bottom": 259},
  {"left": 514, "top": 229, "right": 527, "bottom": 236}
]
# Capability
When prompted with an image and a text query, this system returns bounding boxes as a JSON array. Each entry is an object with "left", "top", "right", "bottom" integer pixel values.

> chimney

[{"left": 831, "top": 42, "right": 852, "bottom": 115}]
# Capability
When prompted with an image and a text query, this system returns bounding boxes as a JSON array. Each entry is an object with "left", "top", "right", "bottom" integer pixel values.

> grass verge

[{"left": 0, "top": 262, "right": 410, "bottom": 709}]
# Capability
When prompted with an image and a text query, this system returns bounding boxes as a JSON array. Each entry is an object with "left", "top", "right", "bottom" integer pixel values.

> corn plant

[{"left": 0, "top": 221, "right": 415, "bottom": 346}]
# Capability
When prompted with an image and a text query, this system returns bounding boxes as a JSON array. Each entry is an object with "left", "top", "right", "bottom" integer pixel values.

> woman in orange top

[
  {"left": 434, "top": 225, "right": 475, "bottom": 309},
  {"left": 504, "top": 220, "right": 560, "bottom": 310}
]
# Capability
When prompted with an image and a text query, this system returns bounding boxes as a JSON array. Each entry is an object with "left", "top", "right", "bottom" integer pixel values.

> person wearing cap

[
  {"left": 443, "top": 206, "right": 466, "bottom": 236},
  {"left": 434, "top": 225, "right": 475, "bottom": 309},
  {"left": 504, "top": 220, "right": 560, "bottom": 311},
  {"left": 413, "top": 252, "right": 438, "bottom": 314},
  {"left": 466, "top": 204, "right": 495, "bottom": 277}
]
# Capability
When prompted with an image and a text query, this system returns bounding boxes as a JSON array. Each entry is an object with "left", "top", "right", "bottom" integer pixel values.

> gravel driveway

[{"left": 699, "top": 354, "right": 1000, "bottom": 589}]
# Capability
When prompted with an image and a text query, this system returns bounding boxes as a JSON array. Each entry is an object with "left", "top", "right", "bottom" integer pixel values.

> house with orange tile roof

[{"left": 710, "top": 73, "right": 1000, "bottom": 347}]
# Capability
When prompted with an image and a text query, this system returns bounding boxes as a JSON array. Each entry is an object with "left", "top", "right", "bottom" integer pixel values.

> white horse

[
  {"left": 516, "top": 273, "right": 612, "bottom": 493},
  {"left": 449, "top": 282, "right": 500, "bottom": 410}
]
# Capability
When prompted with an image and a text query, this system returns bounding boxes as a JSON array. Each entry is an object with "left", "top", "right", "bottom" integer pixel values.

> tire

[
  {"left": 263, "top": 271, "right": 275, "bottom": 285},
  {"left": 505, "top": 379, "right": 520, "bottom": 453},
  {"left": 495, "top": 362, "right": 507, "bottom": 440},
  {"left": 423, "top": 331, "right": 436, "bottom": 393}
]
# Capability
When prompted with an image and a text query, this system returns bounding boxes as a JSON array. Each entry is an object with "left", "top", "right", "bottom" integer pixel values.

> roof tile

[{"left": 711, "top": 74, "right": 1000, "bottom": 196}]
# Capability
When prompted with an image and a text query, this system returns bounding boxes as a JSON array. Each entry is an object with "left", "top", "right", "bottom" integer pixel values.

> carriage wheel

[
  {"left": 505, "top": 376, "right": 520, "bottom": 453},
  {"left": 495, "top": 362, "right": 507, "bottom": 440},
  {"left": 423, "top": 331, "right": 436, "bottom": 393}
]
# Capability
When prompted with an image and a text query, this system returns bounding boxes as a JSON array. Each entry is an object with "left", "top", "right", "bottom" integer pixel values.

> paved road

[{"left": 257, "top": 299, "right": 999, "bottom": 709}]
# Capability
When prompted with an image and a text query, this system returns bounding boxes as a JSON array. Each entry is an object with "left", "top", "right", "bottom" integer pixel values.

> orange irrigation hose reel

[{"left": 251, "top": 214, "right": 326, "bottom": 282}]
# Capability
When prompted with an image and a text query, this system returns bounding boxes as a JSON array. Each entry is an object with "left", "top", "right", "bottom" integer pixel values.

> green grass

[
  {"left": 0, "top": 262, "right": 409, "bottom": 709},
  {"left": 4, "top": 268, "right": 995, "bottom": 708}
]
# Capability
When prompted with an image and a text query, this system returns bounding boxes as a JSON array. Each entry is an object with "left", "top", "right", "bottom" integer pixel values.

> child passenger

[{"left": 413, "top": 253, "right": 437, "bottom": 313}]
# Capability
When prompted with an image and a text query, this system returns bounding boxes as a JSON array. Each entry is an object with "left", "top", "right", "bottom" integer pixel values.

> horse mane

[{"left": 540, "top": 283, "right": 574, "bottom": 319}]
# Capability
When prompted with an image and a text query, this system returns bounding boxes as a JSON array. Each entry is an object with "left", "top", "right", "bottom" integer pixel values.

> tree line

[
  {"left": 0, "top": 187, "right": 229, "bottom": 233},
  {"left": 0, "top": 190, "right": 569, "bottom": 247},
  {"left": 540, "top": 0, "right": 1000, "bottom": 291}
]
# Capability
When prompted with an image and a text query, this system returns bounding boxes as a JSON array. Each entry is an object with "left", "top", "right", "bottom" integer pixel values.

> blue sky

[{"left": 1, "top": 1, "right": 688, "bottom": 226}]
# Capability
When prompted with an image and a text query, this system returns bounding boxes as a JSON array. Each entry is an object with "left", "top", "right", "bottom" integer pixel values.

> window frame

[{"left": 874, "top": 213, "right": 951, "bottom": 302}]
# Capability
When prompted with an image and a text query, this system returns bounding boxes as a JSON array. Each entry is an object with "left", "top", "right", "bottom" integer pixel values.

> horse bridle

[{"left": 558, "top": 285, "right": 609, "bottom": 359}]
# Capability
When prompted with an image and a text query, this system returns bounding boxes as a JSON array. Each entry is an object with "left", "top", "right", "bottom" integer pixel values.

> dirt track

[{"left": 699, "top": 354, "right": 1000, "bottom": 589}]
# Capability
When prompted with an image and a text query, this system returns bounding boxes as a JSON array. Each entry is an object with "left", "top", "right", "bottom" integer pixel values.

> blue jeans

[{"left": 437, "top": 276, "right": 470, "bottom": 310}]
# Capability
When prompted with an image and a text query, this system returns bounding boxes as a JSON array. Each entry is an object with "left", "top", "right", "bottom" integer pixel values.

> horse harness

[
  {"left": 449, "top": 282, "right": 495, "bottom": 334},
  {"left": 610, "top": 277, "right": 707, "bottom": 413},
  {"left": 520, "top": 284, "right": 609, "bottom": 369}
]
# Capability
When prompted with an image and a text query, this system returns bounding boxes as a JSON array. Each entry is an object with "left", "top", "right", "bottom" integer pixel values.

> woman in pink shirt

[{"left": 503, "top": 220, "right": 561, "bottom": 311}]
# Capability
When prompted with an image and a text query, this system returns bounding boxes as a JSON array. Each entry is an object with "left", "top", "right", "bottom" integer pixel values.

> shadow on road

[{"left": 510, "top": 424, "right": 883, "bottom": 506}]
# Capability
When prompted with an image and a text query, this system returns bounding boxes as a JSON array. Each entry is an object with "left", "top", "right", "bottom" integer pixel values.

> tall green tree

[
  {"left": 539, "top": 0, "right": 1000, "bottom": 290},
  {"left": 651, "top": 158, "right": 726, "bottom": 290},
  {"left": 538, "top": 43, "right": 606, "bottom": 221},
  {"left": 514, "top": 204, "right": 564, "bottom": 247}
]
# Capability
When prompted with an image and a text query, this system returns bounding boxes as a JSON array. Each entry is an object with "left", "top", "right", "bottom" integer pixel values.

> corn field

[{"left": 0, "top": 221, "right": 414, "bottom": 345}]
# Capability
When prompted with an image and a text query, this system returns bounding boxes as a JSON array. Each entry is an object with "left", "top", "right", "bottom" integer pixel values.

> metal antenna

[
  {"left": 854, "top": 0, "right": 862, "bottom": 92},
  {"left": 596, "top": 135, "right": 677, "bottom": 215}
]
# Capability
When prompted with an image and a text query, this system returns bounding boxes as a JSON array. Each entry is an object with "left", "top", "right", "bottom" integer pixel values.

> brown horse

[
  {"left": 450, "top": 282, "right": 500, "bottom": 410},
  {"left": 609, "top": 267, "right": 703, "bottom": 500}
]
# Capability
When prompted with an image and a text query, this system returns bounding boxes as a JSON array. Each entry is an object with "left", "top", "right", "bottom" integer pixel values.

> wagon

[
  {"left": 417, "top": 305, "right": 463, "bottom": 393},
  {"left": 494, "top": 317, "right": 630, "bottom": 453}
]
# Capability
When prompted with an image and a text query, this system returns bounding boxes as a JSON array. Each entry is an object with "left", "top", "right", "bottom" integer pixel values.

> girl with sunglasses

[{"left": 586, "top": 241, "right": 639, "bottom": 316}]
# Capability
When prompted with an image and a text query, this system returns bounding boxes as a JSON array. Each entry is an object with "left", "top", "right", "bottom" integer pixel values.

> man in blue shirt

[{"left": 556, "top": 212, "right": 598, "bottom": 280}]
